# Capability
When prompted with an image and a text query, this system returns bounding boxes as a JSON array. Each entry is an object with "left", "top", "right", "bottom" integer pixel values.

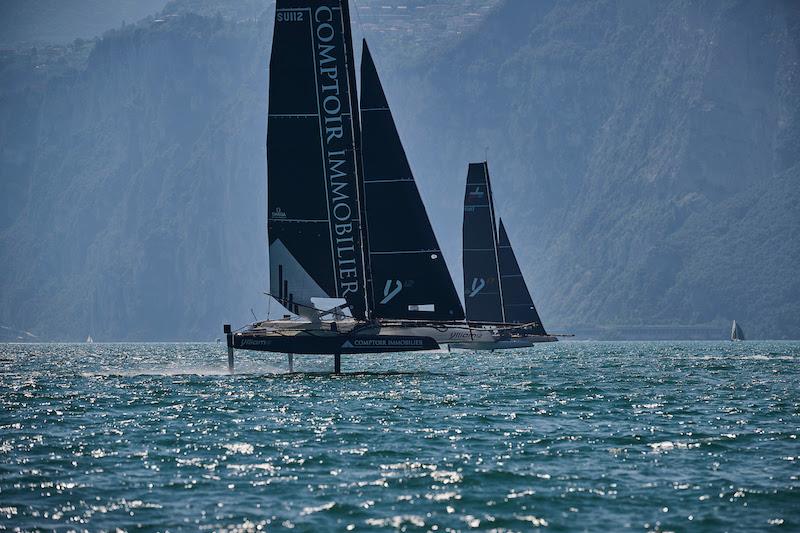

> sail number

[{"left": 277, "top": 11, "right": 304, "bottom": 22}]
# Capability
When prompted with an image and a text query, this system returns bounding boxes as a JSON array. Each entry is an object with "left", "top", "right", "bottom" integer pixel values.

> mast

[
  {"left": 339, "top": 0, "right": 373, "bottom": 320},
  {"left": 484, "top": 162, "right": 506, "bottom": 323}
]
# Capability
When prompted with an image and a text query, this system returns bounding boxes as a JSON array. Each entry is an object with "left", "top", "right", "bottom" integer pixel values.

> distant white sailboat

[
  {"left": 86, "top": 335, "right": 94, "bottom": 343},
  {"left": 730, "top": 320, "right": 745, "bottom": 341}
]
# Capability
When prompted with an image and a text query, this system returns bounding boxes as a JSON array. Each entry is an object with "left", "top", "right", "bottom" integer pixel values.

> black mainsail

[
  {"left": 359, "top": 41, "right": 464, "bottom": 321},
  {"left": 462, "top": 162, "right": 504, "bottom": 323},
  {"left": 498, "top": 219, "right": 547, "bottom": 334},
  {"left": 267, "top": 0, "right": 369, "bottom": 319},
  {"left": 462, "top": 162, "right": 548, "bottom": 333}
]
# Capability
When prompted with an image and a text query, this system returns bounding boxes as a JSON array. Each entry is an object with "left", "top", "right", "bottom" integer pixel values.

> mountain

[
  {"left": 381, "top": 0, "right": 800, "bottom": 338},
  {"left": 0, "top": 0, "right": 169, "bottom": 47},
  {"left": 0, "top": 11, "right": 272, "bottom": 341},
  {"left": 0, "top": 0, "right": 797, "bottom": 340}
]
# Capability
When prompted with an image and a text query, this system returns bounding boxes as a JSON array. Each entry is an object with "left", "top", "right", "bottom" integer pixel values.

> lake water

[{"left": 1, "top": 341, "right": 797, "bottom": 531}]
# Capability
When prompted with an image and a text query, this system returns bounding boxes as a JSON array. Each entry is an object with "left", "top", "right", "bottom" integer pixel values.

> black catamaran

[
  {"left": 456, "top": 161, "right": 557, "bottom": 348},
  {"left": 224, "top": 0, "right": 498, "bottom": 371}
]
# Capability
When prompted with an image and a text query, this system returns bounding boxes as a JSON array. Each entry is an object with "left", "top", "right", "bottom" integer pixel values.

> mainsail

[
  {"left": 359, "top": 41, "right": 464, "bottom": 321},
  {"left": 498, "top": 219, "right": 547, "bottom": 334},
  {"left": 267, "top": 0, "right": 369, "bottom": 319},
  {"left": 462, "top": 162, "right": 504, "bottom": 323}
]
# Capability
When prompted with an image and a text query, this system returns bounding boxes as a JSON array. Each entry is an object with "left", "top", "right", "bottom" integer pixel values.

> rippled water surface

[{"left": 1, "top": 341, "right": 798, "bottom": 531}]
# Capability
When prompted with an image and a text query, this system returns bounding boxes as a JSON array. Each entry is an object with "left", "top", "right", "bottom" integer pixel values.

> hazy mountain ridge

[
  {"left": 1, "top": 1, "right": 798, "bottom": 340},
  {"left": 0, "top": 12, "right": 272, "bottom": 340},
  {"left": 381, "top": 0, "right": 800, "bottom": 337}
]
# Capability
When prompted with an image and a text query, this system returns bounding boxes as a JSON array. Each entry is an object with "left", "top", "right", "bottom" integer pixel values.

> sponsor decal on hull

[
  {"left": 241, "top": 338, "right": 274, "bottom": 347},
  {"left": 342, "top": 338, "right": 426, "bottom": 349}
]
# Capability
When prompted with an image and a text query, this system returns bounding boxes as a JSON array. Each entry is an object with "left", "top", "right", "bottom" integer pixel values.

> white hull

[
  {"left": 377, "top": 323, "right": 497, "bottom": 345},
  {"left": 449, "top": 335, "right": 557, "bottom": 351}
]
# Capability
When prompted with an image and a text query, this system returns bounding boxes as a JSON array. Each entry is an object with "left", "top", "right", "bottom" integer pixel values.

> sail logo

[
  {"left": 380, "top": 280, "right": 403, "bottom": 304},
  {"left": 313, "top": 5, "right": 363, "bottom": 301},
  {"left": 271, "top": 207, "right": 287, "bottom": 219},
  {"left": 276, "top": 10, "right": 304, "bottom": 22},
  {"left": 468, "top": 277, "right": 486, "bottom": 297}
]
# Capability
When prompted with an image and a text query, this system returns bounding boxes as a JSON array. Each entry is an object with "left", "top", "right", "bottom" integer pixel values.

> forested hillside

[
  {"left": 378, "top": 0, "right": 800, "bottom": 338},
  {"left": 0, "top": 0, "right": 797, "bottom": 340},
  {"left": 0, "top": 10, "right": 273, "bottom": 340}
]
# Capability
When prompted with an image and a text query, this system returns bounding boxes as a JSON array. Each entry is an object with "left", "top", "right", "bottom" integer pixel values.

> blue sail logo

[
  {"left": 468, "top": 277, "right": 485, "bottom": 298},
  {"left": 380, "top": 280, "right": 403, "bottom": 304}
]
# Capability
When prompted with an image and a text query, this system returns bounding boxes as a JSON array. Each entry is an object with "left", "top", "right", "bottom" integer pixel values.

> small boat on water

[
  {"left": 731, "top": 320, "right": 745, "bottom": 341},
  {"left": 224, "top": 0, "right": 503, "bottom": 372},
  {"left": 85, "top": 335, "right": 94, "bottom": 343},
  {"left": 452, "top": 161, "right": 558, "bottom": 350}
]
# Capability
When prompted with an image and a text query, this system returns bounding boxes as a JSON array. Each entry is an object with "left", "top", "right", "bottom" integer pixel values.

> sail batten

[{"left": 359, "top": 40, "right": 464, "bottom": 321}]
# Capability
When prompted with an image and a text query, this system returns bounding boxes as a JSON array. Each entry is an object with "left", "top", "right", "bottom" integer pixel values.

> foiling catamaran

[
  {"left": 224, "top": 0, "right": 506, "bottom": 372},
  {"left": 452, "top": 162, "right": 558, "bottom": 349}
]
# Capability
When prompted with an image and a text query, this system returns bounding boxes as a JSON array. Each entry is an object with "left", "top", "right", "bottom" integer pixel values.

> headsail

[
  {"left": 267, "top": 0, "right": 369, "bottom": 319},
  {"left": 498, "top": 219, "right": 547, "bottom": 334},
  {"left": 360, "top": 40, "right": 464, "bottom": 321},
  {"left": 462, "top": 162, "right": 504, "bottom": 323}
]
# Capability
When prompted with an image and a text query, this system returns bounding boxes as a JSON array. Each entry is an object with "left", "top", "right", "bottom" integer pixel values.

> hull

[
  {"left": 450, "top": 335, "right": 558, "bottom": 351},
  {"left": 378, "top": 323, "right": 497, "bottom": 345},
  {"left": 229, "top": 329, "right": 439, "bottom": 355},
  {"left": 226, "top": 319, "right": 500, "bottom": 355}
]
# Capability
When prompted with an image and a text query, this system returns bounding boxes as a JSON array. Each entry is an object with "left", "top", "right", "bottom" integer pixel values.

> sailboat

[
  {"left": 731, "top": 320, "right": 745, "bottom": 341},
  {"left": 453, "top": 161, "right": 557, "bottom": 349},
  {"left": 85, "top": 335, "right": 94, "bottom": 344},
  {"left": 224, "top": 0, "right": 499, "bottom": 372}
]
